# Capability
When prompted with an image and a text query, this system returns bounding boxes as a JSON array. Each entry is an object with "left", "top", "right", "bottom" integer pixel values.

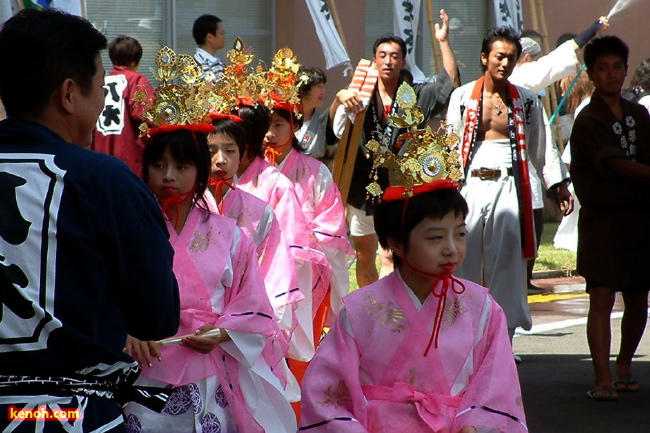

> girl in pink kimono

[
  {"left": 264, "top": 105, "right": 352, "bottom": 349},
  {"left": 300, "top": 184, "right": 528, "bottom": 433},
  {"left": 235, "top": 102, "right": 331, "bottom": 366},
  {"left": 207, "top": 115, "right": 302, "bottom": 342},
  {"left": 206, "top": 115, "right": 303, "bottom": 401},
  {"left": 124, "top": 127, "right": 296, "bottom": 433}
]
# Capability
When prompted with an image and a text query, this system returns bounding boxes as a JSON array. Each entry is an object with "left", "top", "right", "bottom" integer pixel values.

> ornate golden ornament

[
  {"left": 217, "top": 38, "right": 268, "bottom": 109},
  {"left": 227, "top": 37, "right": 254, "bottom": 66},
  {"left": 365, "top": 82, "right": 463, "bottom": 199},
  {"left": 260, "top": 46, "right": 303, "bottom": 119},
  {"left": 134, "top": 46, "right": 216, "bottom": 137}
]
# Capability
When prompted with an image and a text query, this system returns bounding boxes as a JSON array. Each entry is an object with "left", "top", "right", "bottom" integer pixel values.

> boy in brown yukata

[{"left": 570, "top": 35, "right": 650, "bottom": 401}]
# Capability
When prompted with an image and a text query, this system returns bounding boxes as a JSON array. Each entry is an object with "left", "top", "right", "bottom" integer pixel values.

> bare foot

[{"left": 615, "top": 360, "right": 633, "bottom": 382}]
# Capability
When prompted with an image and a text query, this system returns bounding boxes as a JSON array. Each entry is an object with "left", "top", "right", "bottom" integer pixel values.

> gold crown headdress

[
  {"left": 260, "top": 46, "right": 305, "bottom": 119},
  {"left": 212, "top": 37, "right": 268, "bottom": 108},
  {"left": 134, "top": 47, "right": 215, "bottom": 138},
  {"left": 366, "top": 82, "right": 462, "bottom": 201}
]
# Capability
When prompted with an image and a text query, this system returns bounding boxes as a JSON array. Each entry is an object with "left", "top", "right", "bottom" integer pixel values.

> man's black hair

[
  {"left": 374, "top": 188, "right": 468, "bottom": 268},
  {"left": 0, "top": 8, "right": 107, "bottom": 118},
  {"left": 556, "top": 32, "right": 577, "bottom": 48},
  {"left": 480, "top": 26, "right": 522, "bottom": 72},
  {"left": 192, "top": 14, "right": 222, "bottom": 46},
  {"left": 583, "top": 35, "right": 629, "bottom": 71},
  {"left": 372, "top": 35, "right": 407, "bottom": 60}
]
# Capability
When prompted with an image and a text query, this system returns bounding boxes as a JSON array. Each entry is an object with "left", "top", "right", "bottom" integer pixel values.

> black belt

[
  {"left": 0, "top": 366, "right": 173, "bottom": 413},
  {"left": 470, "top": 167, "right": 513, "bottom": 180}
]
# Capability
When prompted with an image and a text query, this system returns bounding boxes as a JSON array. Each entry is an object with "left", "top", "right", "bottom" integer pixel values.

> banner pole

[
  {"left": 326, "top": 0, "right": 347, "bottom": 48},
  {"left": 425, "top": 0, "right": 441, "bottom": 73}
]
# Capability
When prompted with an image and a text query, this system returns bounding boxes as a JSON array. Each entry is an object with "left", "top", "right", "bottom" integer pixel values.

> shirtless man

[{"left": 446, "top": 27, "right": 572, "bottom": 359}]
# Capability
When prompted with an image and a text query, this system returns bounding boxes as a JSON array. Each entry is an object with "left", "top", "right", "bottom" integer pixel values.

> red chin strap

[
  {"left": 158, "top": 186, "right": 196, "bottom": 229},
  {"left": 208, "top": 177, "right": 235, "bottom": 214},
  {"left": 404, "top": 256, "right": 466, "bottom": 356},
  {"left": 264, "top": 138, "right": 292, "bottom": 166},
  {"left": 399, "top": 195, "right": 466, "bottom": 356}
]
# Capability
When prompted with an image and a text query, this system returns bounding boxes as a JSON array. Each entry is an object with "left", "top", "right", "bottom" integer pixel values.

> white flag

[
  {"left": 304, "top": 0, "right": 351, "bottom": 73},
  {"left": 393, "top": 0, "right": 427, "bottom": 83},
  {"left": 493, "top": 0, "right": 523, "bottom": 31}
]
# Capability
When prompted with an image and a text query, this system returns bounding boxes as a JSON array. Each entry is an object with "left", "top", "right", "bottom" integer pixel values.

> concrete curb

[{"left": 532, "top": 269, "right": 580, "bottom": 280}]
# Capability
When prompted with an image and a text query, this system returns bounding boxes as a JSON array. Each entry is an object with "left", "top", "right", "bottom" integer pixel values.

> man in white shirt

[{"left": 192, "top": 14, "right": 225, "bottom": 82}]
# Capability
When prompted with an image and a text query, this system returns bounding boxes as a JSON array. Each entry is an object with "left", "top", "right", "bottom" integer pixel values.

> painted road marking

[
  {"left": 515, "top": 312, "right": 624, "bottom": 337},
  {"left": 527, "top": 293, "right": 587, "bottom": 304}
]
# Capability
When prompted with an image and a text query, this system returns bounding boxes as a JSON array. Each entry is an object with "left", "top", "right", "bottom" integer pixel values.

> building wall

[{"left": 276, "top": 0, "right": 366, "bottom": 96}]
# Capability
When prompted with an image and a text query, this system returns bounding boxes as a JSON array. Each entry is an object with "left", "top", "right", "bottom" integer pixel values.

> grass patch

[
  {"left": 534, "top": 221, "right": 576, "bottom": 271},
  {"left": 347, "top": 221, "right": 576, "bottom": 291}
]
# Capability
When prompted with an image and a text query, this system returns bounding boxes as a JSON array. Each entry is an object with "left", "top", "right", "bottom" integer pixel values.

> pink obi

[{"left": 362, "top": 382, "right": 461, "bottom": 432}]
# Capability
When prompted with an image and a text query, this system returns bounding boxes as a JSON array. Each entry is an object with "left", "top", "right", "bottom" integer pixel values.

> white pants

[{"left": 456, "top": 173, "right": 532, "bottom": 330}]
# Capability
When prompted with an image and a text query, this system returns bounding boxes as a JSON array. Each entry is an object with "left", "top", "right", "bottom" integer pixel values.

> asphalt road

[{"left": 515, "top": 277, "right": 650, "bottom": 432}]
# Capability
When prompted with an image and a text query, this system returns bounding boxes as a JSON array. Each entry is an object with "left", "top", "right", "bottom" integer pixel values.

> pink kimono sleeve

[
  {"left": 311, "top": 171, "right": 353, "bottom": 255},
  {"left": 300, "top": 309, "right": 369, "bottom": 433},
  {"left": 273, "top": 176, "right": 332, "bottom": 327},
  {"left": 451, "top": 298, "right": 528, "bottom": 433},
  {"left": 218, "top": 229, "right": 288, "bottom": 370},
  {"left": 273, "top": 182, "right": 323, "bottom": 262},
  {"left": 311, "top": 170, "right": 353, "bottom": 321},
  {"left": 257, "top": 211, "right": 302, "bottom": 310}
]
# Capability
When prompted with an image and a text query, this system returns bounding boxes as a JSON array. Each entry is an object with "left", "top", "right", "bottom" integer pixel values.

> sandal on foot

[
  {"left": 586, "top": 387, "right": 618, "bottom": 401},
  {"left": 614, "top": 379, "right": 639, "bottom": 392}
]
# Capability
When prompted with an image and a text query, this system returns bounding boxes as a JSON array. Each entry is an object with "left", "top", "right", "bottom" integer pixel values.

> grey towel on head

[{"left": 520, "top": 37, "right": 542, "bottom": 57}]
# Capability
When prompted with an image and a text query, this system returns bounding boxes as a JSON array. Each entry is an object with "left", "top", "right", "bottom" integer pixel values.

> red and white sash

[{"left": 460, "top": 77, "right": 536, "bottom": 259}]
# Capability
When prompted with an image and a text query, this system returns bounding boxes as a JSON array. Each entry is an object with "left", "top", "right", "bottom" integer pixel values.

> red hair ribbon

[
  {"left": 147, "top": 122, "right": 214, "bottom": 138},
  {"left": 271, "top": 100, "right": 302, "bottom": 114},
  {"left": 382, "top": 180, "right": 460, "bottom": 202},
  {"left": 236, "top": 96, "right": 256, "bottom": 107},
  {"left": 209, "top": 113, "right": 244, "bottom": 123},
  {"left": 208, "top": 177, "right": 235, "bottom": 214}
]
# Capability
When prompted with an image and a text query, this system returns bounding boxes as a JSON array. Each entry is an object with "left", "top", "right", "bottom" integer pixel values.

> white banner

[
  {"left": 493, "top": 0, "right": 523, "bottom": 31},
  {"left": 393, "top": 0, "right": 427, "bottom": 83},
  {"left": 304, "top": 0, "right": 351, "bottom": 73}
]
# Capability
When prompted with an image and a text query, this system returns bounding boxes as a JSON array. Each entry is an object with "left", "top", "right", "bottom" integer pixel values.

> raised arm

[{"left": 436, "top": 9, "right": 460, "bottom": 87}]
